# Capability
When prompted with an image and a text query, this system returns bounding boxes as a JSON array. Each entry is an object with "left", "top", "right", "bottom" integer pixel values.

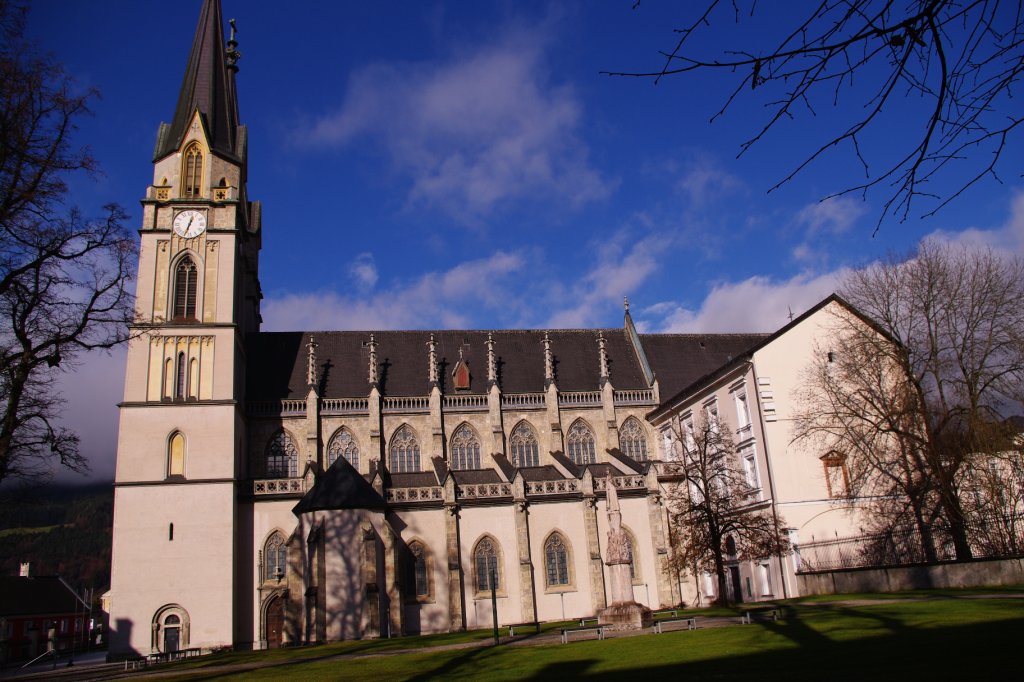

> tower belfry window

[
  {"left": 173, "top": 256, "right": 198, "bottom": 321},
  {"left": 182, "top": 144, "right": 203, "bottom": 198}
]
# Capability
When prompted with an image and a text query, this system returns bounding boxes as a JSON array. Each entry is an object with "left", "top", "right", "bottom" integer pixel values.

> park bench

[
  {"left": 560, "top": 625, "right": 605, "bottom": 643},
  {"left": 578, "top": 617, "right": 599, "bottom": 627},
  {"left": 653, "top": 617, "right": 697, "bottom": 634},
  {"left": 652, "top": 609, "right": 678, "bottom": 619},
  {"left": 741, "top": 608, "right": 783, "bottom": 624},
  {"left": 507, "top": 621, "right": 541, "bottom": 636}
]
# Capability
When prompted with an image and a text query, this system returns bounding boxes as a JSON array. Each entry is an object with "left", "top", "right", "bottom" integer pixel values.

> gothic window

[
  {"left": 474, "top": 536, "right": 501, "bottom": 593},
  {"left": 407, "top": 541, "right": 430, "bottom": 600},
  {"left": 263, "top": 532, "right": 287, "bottom": 582},
  {"left": 544, "top": 533, "right": 570, "bottom": 587},
  {"left": 182, "top": 143, "right": 203, "bottom": 198},
  {"left": 821, "top": 452, "right": 849, "bottom": 498},
  {"left": 168, "top": 432, "right": 185, "bottom": 477},
  {"left": 389, "top": 425, "right": 420, "bottom": 473},
  {"left": 449, "top": 424, "right": 481, "bottom": 470},
  {"left": 174, "top": 352, "right": 187, "bottom": 399},
  {"left": 327, "top": 428, "right": 359, "bottom": 470},
  {"left": 510, "top": 421, "right": 539, "bottom": 468},
  {"left": 266, "top": 431, "right": 298, "bottom": 478},
  {"left": 173, "top": 256, "right": 198, "bottom": 321},
  {"left": 566, "top": 420, "right": 596, "bottom": 466},
  {"left": 619, "top": 418, "right": 649, "bottom": 461}
]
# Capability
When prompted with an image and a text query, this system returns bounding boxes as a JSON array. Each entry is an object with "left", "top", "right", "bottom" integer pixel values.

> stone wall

[{"left": 796, "top": 557, "right": 1024, "bottom": 595}]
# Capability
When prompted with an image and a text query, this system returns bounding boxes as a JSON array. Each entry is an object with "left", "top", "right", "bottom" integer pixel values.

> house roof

[{"left": 0, "top": 576, "right": 86, "bottom": 617}]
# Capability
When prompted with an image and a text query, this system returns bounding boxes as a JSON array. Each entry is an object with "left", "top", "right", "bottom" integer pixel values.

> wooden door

[{"left": 266, "top": 595, "right": 284, "bottom": 649}]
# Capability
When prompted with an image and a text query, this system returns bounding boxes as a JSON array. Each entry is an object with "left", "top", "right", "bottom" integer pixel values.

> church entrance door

[
  {"left": 266, "top": 595, "right": 284, "bottom": 649},
  {"left": 729, "top": 566, "right": 743, "bottom": 603}
]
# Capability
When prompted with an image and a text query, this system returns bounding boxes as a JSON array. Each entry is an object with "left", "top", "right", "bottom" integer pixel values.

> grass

[
  {"left": 0, "top": 524, "right": 60, "bottom": 538},
  {"left": 148, "top": 591, "right": 1023, "bottom": 681}
]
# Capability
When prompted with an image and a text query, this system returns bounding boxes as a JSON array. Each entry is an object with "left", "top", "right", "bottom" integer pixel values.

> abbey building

[{"left": 109, "top": 0, "right": 867, "bottom": 655}]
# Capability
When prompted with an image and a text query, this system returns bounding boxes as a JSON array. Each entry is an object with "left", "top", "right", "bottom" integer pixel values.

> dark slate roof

[
  {"left": 246, "top": 329, "right": 649, "bottom": 400},
  {"left": 606, "top": 448, "right": 644, "bottom": 474},
  {"left": 640, "top": 333, "right": 768, "bottom": 400},
  {"left": 452, "top": 469, "right": 502, "bottom": 484},
  {"left": 586, "top": 463, "right": 617, "bottom": 480},
  {"left": 519, "top": 466, "right": 568, "bottom": 482},
  {"left": 390, "top": 471, "right": 439, "bottom": 488},
  {"left": 293, "top": 457, "right": 386, "bottom": 513},
  {"left": 155, "top": 0, "right": 239, "bottom": 161},
  {"left": 0, "top": 576, "right": 85, "bottom": 617}
]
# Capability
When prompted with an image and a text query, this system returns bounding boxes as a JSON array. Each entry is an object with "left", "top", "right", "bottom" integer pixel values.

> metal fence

[{"left": 795, "top": 514, "right": 1024, "bottom": 573}]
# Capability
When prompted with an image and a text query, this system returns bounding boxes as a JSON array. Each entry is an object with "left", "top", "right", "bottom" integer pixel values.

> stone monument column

[{"left": 598, "top": 474, "right": 653, "bottom": 629}]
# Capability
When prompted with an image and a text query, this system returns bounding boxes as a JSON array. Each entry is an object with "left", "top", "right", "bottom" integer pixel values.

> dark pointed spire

[{"left": 154, "top": 0, "right": 240, "bottom": 161}]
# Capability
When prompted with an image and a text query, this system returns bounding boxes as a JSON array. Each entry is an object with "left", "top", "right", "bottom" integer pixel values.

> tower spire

[{"left": 155, "top": 0, "right": 240, "bottom": 161}]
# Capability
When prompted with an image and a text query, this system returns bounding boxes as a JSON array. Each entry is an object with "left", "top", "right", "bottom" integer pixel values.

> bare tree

[
  {"left": 663, "top": 413, "right": 789, "bottom": 605},
  {"left": 0, "top": 2, "right": 135, "bottom": 483},
  {"left": 793, "top": 240, "right": 1024, "bottom": 560},
  {"left": 607, "top": 1, "right": 1024, "bottom": 231}
]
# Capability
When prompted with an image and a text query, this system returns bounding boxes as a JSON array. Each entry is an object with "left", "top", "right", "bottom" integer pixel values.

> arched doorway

[
  {"left": 163, "top": 614, "right": 181, "bottom": 653},
  {"left": 265, "top": 595, "right": 284, "bottom": 648}
]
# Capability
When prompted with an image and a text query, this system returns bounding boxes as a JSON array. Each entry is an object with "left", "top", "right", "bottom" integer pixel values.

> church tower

[{"left": 109, "top": 0, "right": 260, "bottom": 655}]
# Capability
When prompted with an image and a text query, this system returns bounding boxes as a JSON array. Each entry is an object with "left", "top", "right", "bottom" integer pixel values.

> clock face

[{"left": 173, "top": 210, "right": 207, "bottom": 238}]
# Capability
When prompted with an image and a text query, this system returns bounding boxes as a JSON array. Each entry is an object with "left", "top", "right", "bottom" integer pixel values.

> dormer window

[{"left": 182, "top": 143, "right": 203, "bottom": 198}]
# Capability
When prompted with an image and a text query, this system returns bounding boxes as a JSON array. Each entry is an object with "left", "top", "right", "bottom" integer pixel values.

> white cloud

[
  {"left": 676, "top": 156, "right": 742, "bottom": 207},
  {"left": 348, "top": 252, "right": 379, "bottom": 292},
  {"left": 924, "top": 189, "right": 1024, "bottom": 255},
  {"left": 302, "top": 27, "right": 610, "bottom": 223},
  {"left": 791, "top": 196, "right": 868, "bottom": 263},
  {"left": 640, "top": 271, "right": 844, "bottom": 333}
]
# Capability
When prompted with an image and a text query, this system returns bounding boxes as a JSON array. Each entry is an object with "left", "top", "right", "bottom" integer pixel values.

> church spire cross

[
  {"left": 226, "top": 18, "right": 241, "bottom": 70},
  {"left": 427, "top": 334, "right": 438, "bottom": 385},
  {"left": 306, "top": 335, "right": 318, "bottom": 388},
  {"left": 624, "top": 296, "right": 630, "bottom": 313},
  {"left": 486, "top": 332, "right": 496, "bottom": 384},
  {"left": 367, "top": 334, "right": 378, "bottom": 386}
]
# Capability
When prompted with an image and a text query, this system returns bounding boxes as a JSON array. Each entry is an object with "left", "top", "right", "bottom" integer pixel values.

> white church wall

[
  {"left": 529, "top": 499, "right": 594, "bottom": 621},
  {"left": 457, "top": 505, "right": 523, "bottom": 628}
]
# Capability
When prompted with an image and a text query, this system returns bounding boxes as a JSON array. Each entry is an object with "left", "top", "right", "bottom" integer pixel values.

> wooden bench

[
  {"left": 652, "top": 609, "right": 678, "bottom": 619},
  {"left": 741, "top": 609, "right": 783, "bottom": 624},
  {"left": 507, "top": 621, "right": 540, "bottom": 636},
  {"left": 561, "top": 625, "right": 605, "bottom": 643},
  {"left": 653, "top": 617, "right": 697, "bottom": 634},
  {"left": 578, "top": 617, "right": 599, "bottom": 627}
]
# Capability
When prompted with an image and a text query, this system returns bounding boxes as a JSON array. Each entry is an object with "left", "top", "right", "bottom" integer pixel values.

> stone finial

[
  {"left": 428, "top": 334, "right": 438, "bottom": 385},
  {"left": 624, "top": 296, "right": 630, "bottom": 313},
  {"left": 367, "top": 334, "right": 378, "bottom": 385},
  {"left": 598, "top": 331, "right": 609, "bottom": 381},
  {"left": 486, "top": 332, "right": 496, "bottom": 383},
  {"left": 542, "top": 332, "right": 553, "bottom": 382},
  {"left": 306, "top": 335, "right": 319, "bottom": 387}
]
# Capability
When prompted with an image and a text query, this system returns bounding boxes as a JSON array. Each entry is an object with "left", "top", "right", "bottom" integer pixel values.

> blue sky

[{"left": 25, "top": 1, "right": 1023, "bottom": 482}]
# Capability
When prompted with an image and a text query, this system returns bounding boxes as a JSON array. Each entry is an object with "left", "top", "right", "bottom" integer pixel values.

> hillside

[{"left": 0, "top": 482, "right": 113, "bottom": 594}]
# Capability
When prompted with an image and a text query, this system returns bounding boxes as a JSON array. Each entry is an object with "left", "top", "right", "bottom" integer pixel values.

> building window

[
  {"left": 173, "top": 256, "right": 198, "bottom": 321},
  {"left": 544, "top": 533, "right": 570, "bottom": 587},
  {"left": 407, "top": 541, "right": 430, "bottom": 599},
  {"left": 821, "top": 452, "right": 849, "bottom": 498},
  {"left": 742, "top": 446, "right": 760, "bottom": 492},
  {"left": 266, "top": 431, "right": 299, "bottom": 478},
  {"left": 450, "top": 424, "right": 481, "bottom": 470},
  {"left": 509, "top": 422, "right": 539, "bottom": 467},
  {"left": 174, "top": 352, "right": 187, "bottom": 399},
  {"left": 264, "top": 532, "right": 287, "bottom": 582},
  {"left": 619, "top": 418, "right": 649, "bottom": 461},
  {"left": 705, "top": 402, "right": 719, "bottom": 433},
  {"left": 759, "top": 562, "right": 773, "bottom": 596},
  {"left": 474, "top": 537, "right": 500, "bottom": 593},
  {"left": 182, "top": 143, "right": 203, "bottom": 198},
  {"left": 734, "top": 389, "right": 751, "bottom": 429},
  {"left": 327, "top": 428, "right": 359, "bottom": 470},
  {"left": 566, "top": 420, "right": 596, "bottom": 466},
  {"left": 389, "top": 425, "right": 420, "bottom": 473},
  {"left": 168, "top": 432, "right": 185, "bottom": 477}
]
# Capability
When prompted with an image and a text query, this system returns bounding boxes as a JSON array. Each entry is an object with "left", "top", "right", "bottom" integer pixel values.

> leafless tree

[
  {"left": 663, "top": 413, "right": 789, "bottom": 605},
  {"left": 0, "top": 2, "right": 135, "bottom": 483},
  {"left": 793, "top": 240, "right": 1024, "bottom": 560},
  {"left": 607, "top": 1, "right": 1024, "bottom": 231}
]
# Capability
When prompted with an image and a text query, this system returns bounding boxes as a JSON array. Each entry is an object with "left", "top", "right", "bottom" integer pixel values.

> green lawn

[{"left": 152, "top": 593, "right": 1023, "bottom": 681}]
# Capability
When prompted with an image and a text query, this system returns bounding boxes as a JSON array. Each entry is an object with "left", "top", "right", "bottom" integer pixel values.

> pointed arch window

[
  {"left": 474, "top": 537, "right": 501, "bottom": 593},
  {"left": 407, "top": 541, "right": 430, "bottom": 600},
  {"left": 567, "top": 420, "right": 596, "bottom": 465},
  {"left": 510, "top": 422, "right": 539, "bottom": 468},
  {"left": 327, "top": 428, "right": 359, "bottom": 470},
  {"left": 174, "top": 352, "right": 187, "bottom": 399},
  {"left": 168, "top": 432, "right": 185, "bottom": 477},
  {"left": 266, "top": 431, "right": 299, "bottom": 478},
  {"left": 450, "top": 424, "right": 481, "bottom": 470},
  {"left": 263, "top": 532, "right": 288, "bottom": 582},
  {"left": 544, "top": 533, "right": 571, "bottom": 587},
  {"left": 182, "top": 143, "right": 203, "bottom": 198},
  {"left": 620, "top": 418, "right": 649, "bottom": 461},
  {"left": 173, "top": 256, "right": 198, "bottom": 321},
  {"left": 389, "top": 425, "right": 420, "bottom": 473}
]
